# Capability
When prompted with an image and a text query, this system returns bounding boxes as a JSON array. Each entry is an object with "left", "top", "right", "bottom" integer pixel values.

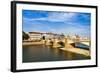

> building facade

[
  {"left": 28, "top": 32, "right": 42, "bottom": 41},
  {"left": 28, "top": 31, "right": 63, "bottom": 41}
]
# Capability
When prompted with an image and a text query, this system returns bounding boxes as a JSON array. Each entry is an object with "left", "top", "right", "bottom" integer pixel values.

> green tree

[{"left": 23, "top": 31, "right": 29, "bottom": 40}]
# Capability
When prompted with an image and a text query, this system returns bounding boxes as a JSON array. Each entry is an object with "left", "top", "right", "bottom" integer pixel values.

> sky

[{"left": 22, "top": 10, "right": 91, "bottom": 37}]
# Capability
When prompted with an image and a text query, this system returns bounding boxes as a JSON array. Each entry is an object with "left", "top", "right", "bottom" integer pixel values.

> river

[{"left": 23, "top": 45, "right": 90, "bottom": 63}]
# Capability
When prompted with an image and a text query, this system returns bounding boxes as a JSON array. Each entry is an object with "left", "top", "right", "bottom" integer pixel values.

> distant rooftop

[{"left": 29, "top": 31, "right": 60, "bottom": 35}]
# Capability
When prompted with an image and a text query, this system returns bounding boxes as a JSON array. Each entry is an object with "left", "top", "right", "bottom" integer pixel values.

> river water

[{"left": 23, "top": 45, "right": 90, "bottom": 63}]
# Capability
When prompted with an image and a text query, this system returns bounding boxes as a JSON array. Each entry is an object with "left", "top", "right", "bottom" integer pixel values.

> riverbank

[
  {"left": 23, "top": 41, "right": 43, "bottom": 45},
  {"left": 59, "top": 48, "right": 90, "bottom": 57}
]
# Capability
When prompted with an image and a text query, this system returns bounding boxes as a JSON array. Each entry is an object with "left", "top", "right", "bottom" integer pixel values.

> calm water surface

[{"left": 23, "top": 45, "right": 90, "bottom": 63}]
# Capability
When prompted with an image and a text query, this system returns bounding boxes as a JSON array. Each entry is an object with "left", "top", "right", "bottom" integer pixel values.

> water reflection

[{"left": 23, "top": 45, "right": 90, "bottom": 63}]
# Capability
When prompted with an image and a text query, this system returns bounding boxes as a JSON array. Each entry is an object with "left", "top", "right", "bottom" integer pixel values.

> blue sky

[{"left": 22, "top": 10, "right": 91, "bottom": 37}]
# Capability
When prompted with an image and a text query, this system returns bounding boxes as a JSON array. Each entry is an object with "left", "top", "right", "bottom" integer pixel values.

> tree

[
  {"left": 23, "top": 31, "right": 29, "bottom": 40},
  {"left": 42, "top": 36, "right": 45, "bottom": 40},
  {"left": 60, "top": 33, "right": 65, "bottom": 39}
]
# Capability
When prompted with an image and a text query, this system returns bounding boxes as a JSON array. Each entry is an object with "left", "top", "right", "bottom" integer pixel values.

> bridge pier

[
  {"left": 53, "top": 39, "right": 57, "bottom": 48},
  {"left": 42, "top": 39, "right": 46, "bottom": 45},
  {"left": 64, "top": 38, "right": 68, "bottom": 48}
]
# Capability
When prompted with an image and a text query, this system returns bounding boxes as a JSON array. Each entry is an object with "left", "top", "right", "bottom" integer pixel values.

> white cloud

[
  {"left": 23, "top": 12, "right": 76, "bottom": 22},
  {"left": 46, "top": 12, "right": 76, "bottom": 22}
]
